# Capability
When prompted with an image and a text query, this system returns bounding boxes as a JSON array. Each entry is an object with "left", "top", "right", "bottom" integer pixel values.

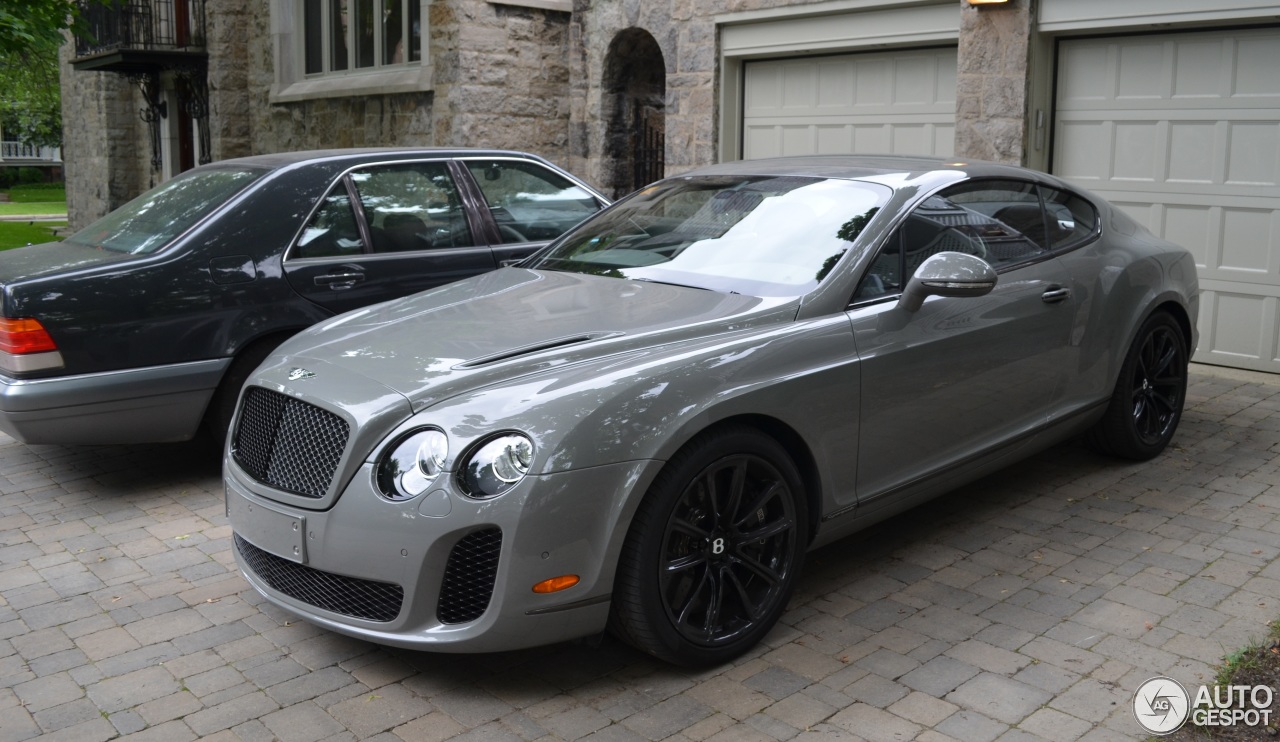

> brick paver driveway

[{"left": 2, "top": 366, "right": 1278, "bottom": 741}]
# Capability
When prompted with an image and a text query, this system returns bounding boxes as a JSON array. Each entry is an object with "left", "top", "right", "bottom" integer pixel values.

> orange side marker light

[{"left": 532, "top": 575, "right": 580, "bottom": 594}]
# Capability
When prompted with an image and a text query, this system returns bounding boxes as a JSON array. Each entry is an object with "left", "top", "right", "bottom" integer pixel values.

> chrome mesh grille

[
  {"left": 235, "top": 534, "right": 403, "bottom": 622},
  {"left": 437, "top": 528, "right": 503, "bottom": 624},
  {"left": 232, "top": 386, "right": 349, "bottom": 499}
]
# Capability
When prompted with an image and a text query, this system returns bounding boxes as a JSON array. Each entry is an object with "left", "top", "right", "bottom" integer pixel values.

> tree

[
  {"left": 0, "top": 1, "right": 112, "bottom": 147},
  {"left": 0, "top": 1, "right": 85, "bottom": 57},
  {"left": 0, "top": 45, "right": 62, "bottom": 148}
]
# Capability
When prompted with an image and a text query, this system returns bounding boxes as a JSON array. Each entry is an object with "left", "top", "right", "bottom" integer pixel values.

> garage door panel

[
  {"left": 1220, "top": 208, "right": 1276, "bottom": 273},
  {"left": 743, "top": 48, "right": 956, "bottom": 159},
  {"left": 1059, "top": 44, "right": 1110, "bottom": 103},
  {"left": 1169, "top": 123, "right": 1218, "bottom": 183},
  {"left": 1227, "top": 123, "right": 1280, "bottom": 186},
  {"left": 783, "top": 66, "right": 816, "bottom": 109},
  {"left": 816, "top": 125, "right": 853, "bottom": 154},
  {"left": 1204, "top": 290, "right": 1269, "bottom": 362},
  {"left": 1237, "top": 38, "right": 1280, "bottom": 96},
  {"left": 854, "top": 125, "right": 890, "bottom": 153},
  {"left": 1119, "top": 43, "right": 1167, "bottom": 99},
  {"left": 1164, "top": 205, "right": 1213, "bottom": 268},
  {"left": 1172, "top": 40, "right": 1228, "bottom": 98},
  {"left": 1114, "top": 122, "right": 1160, "bottom": 181},
  {"left": 818, "top": 62, "right": 853, "bottom": 108},
  {"left": 745, "top": 127, "right": 781, "bottom": 159}
]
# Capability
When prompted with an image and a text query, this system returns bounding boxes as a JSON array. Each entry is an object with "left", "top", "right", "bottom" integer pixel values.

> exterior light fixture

[{"left": 967, "top": 0, "right": 1010, "bottom": 5}]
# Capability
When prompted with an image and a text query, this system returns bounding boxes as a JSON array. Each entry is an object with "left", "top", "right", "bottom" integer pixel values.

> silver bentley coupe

[{"left": 224, "top": 156, "right": 1198, "bottom": 666}]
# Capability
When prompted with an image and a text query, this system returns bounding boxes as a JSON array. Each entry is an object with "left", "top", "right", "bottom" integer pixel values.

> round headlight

[
  {"left": 461, "top": 433, "right": 534, "bottom": 498},
  {"left": 375, "top": 428, "right": 448, "bottom": 501}
]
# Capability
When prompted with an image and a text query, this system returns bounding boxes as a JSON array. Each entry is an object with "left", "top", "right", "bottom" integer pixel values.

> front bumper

[
  {"left": 0, "top": 359, "right": 229, "bottom": 445},
  {"left": 226, "top": 455, "right": 661, "bottom": 653}
]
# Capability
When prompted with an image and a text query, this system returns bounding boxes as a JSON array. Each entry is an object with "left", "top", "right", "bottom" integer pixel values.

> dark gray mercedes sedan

[
  {"left": 0, "top": 148, "right": 605, "bottom": 445},
  {"left": 224, "top": 155, "right": 1199, "bottom": 666}
]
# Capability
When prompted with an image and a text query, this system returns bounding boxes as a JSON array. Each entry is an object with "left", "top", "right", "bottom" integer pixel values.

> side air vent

[{"left": 437, "top": 528, "right": 503, "bottom": 624}]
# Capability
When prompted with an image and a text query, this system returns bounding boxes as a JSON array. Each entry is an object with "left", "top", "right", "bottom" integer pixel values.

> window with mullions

[{"left": 303, "top": 0, "right": 421, "bottom": 76}]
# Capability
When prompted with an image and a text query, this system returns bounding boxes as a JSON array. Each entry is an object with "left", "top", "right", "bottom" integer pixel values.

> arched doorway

[{"left": 602, "top": 29, "right": 666, "bottom": 199}]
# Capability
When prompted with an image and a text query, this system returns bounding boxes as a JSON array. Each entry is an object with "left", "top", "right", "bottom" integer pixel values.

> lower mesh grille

[
  {"left": 437, "top": 528, "right": 503, "bottom": 624},
  {"left": 232, "top": 386, "right": 349, "bottom": 499},
  {"left": 235, "top": 534, "right": 403, "bottom": 622}
]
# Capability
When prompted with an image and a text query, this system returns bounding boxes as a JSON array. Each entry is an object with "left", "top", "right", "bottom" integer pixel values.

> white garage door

[
  {"left": 1053, "top": 28, "right": 1280, "bottom": 372},
  {"left": 742, "top": 48, "right": 957, "bottom": 160}
]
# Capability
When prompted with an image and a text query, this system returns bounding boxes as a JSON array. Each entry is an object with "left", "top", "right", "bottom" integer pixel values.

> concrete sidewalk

[{"left": 0, "top": 364, "right": 1276, "bottom": 741}]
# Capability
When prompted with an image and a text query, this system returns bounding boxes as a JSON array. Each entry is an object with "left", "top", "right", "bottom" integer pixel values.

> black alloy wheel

[
  {"left": 1089, "top": 311, "right": 1188, "bottom": 460},
  {"left": 660, "top": 453, "right": 798, "bottom": 647},
  {"left": 610, "top": 427, "right": 807, "bottom": 666},
  {"left": 1129, "top": 322, "right": 1186, "bottom": 447}
]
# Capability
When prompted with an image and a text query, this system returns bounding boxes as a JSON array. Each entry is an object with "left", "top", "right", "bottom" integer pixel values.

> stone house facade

[{"left": 59, "top": 0, "right": 1280, "bottom": 373}]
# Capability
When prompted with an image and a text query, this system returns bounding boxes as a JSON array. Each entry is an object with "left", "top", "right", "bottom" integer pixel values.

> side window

[
  {"left": 465, "top": 160, "right": 602, "bottom": 244},
  {"left": 350, "top": 163, "right": 473, "bottom": 253},
  {"left": 1043, "top": 187, "right": 1098, "bottom": 250},
  {"left": 853, "top": 180, "right": 1051, "bottom": 302},
  {"left": 295, "top": 189, "right": 363, "bottom": 259}
]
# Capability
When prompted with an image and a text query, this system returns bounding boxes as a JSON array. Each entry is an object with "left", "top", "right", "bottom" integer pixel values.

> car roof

[
  {"left": 209, "top": 147, "right": 554, "bottom": 170},
  {"left": 682, "top": 155, "right": 1064, "bottom": 189}
]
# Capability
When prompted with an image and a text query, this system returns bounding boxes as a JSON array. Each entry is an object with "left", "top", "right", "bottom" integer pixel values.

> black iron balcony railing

[{"left": 74, "top": 0, "right": 206, "bottom": 60}]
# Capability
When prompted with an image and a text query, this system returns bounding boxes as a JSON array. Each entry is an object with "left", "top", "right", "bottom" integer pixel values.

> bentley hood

[{"left": 267, "top": 268, "right": 797, "bottom": 410}]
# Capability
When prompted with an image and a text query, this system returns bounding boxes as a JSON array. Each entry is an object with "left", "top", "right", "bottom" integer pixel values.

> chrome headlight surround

[
  {"left": 375, "top": 427, "right": 449, "bottom": 501},
  {"left": 459, "top": 432, "right": 534, "bottom": 499}
]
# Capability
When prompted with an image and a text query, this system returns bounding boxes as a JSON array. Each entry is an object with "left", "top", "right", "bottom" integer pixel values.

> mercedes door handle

[
  {"left": 314, "top": 271, "right": 365, "bottom": 290},
  {"left": 1042, "top": 286, "right": 1071, "bottom": 303}
]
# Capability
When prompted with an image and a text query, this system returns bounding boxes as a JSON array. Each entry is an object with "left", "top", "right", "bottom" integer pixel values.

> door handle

[
  {"left": 1042, "top": 286, "right": 1071, "bottom": 303},
  {"left": 314, "top": 271, "right": 365, "bottom": 290}
]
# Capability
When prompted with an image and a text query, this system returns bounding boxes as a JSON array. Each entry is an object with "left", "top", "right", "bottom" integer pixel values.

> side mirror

[{"left": 898, "top": 252, "right": 997, "bottom": 312}]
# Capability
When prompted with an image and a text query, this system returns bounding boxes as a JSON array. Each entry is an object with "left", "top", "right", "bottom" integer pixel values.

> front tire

[
  {"left": 1088, "top": 311, "right": 1188, "bottom": 460},
  {"left": 610, "top": 427, "right": 807, "bottom": 666}
]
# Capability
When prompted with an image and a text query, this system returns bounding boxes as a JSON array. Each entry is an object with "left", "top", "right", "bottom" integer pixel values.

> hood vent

[{"left": 455, "top": 332, "right": 622, "bottom": 369}]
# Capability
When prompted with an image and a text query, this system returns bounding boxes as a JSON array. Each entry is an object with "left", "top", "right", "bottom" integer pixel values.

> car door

[
  {"left": 459, "top": 157, "right": 607, "bottom": 267},
  {"left": 847, "top": 179, "right": 1079, "bottom": 511},
  {"left": 284, "top": 160, "right": 496, "bottom": 316}
]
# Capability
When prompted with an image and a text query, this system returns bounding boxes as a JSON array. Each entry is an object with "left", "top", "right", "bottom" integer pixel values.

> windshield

[
  {"left": 67, "top": 167, "right": 267, "bottom": 254},
  {"left": 526, "top": 175, "right": 889, "bottom": 296}
]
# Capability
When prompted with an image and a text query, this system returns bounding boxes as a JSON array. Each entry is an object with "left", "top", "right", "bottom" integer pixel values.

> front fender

[{"left": 415, "top": 312, "right": 860, "bottom": 532}]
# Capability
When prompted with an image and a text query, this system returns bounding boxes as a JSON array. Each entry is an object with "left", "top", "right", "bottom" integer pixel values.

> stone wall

[
  {"left": 569, "top": 0, "right": 1036, "bottom": 190},
  {"left": 61, "top": 0, "right": 1037, "bottom": 225},
  {"left": 59, "top": 44, "right": 154, "bottom": 230},
  {"left": 237, "top": 0, "right": 570, "bottom": 163},
  {"left": 955, "top": 0, "right": 1033, "bottom": 164},
  {"left": 62, "top": 0, "right": 576, "bottom": 225}
]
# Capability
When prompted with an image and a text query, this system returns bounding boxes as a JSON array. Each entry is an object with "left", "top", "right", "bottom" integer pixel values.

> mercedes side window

[
  {"left": 853, "top": 180, "right": 1052, "bottom": 302},
  {"left": 350, "top": 163, "right": 473, "bottom": 253},
  {"left": 294, "top": 188, "right": 363, "bottom": 259},
  {"left": 1043, "top": 187, "right": 1099, "bottom": 250},
  {"left": 465, "top": 160, "right": 603, "bottom": 244}
]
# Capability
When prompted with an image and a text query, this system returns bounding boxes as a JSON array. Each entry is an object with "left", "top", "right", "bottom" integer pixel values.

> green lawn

[
  {"left": 0, "top": 184, "right": 68, "bottom": 217},
  {"left": 7, "top": 184, "right": 67, "bottom": 203},
  {"left": 0, "top": 201, "right": 66, "bottom": 216},
  {"left": 0, "top": 221, "right": 67, "bottom": 250}
]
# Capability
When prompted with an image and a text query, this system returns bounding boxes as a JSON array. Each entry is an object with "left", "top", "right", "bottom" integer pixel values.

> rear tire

[
  {"left": 609, "top": 426, "right": 807, "bottom": 666},
  {"left": 1087, "top": 312, "right": 1187, "bottom": 460},
  {"left": 203, "top": 335, "right": 290, "bottom": 450}
]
